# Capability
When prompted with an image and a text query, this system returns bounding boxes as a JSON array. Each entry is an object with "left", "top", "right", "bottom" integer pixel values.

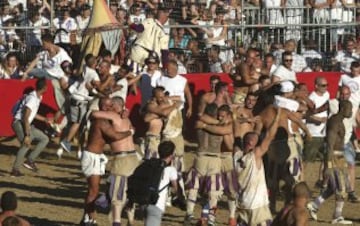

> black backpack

[{"left": 127, "top": 158, "right": 169, "bottom": 205}]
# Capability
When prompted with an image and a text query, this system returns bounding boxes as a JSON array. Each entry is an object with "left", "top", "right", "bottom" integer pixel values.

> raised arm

[{"left": 255, "top": 107, "right": 281, "bottom": 158}]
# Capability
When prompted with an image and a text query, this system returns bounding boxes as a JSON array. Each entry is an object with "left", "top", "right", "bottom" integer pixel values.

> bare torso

[
  {"left": 326, "top": 115, "right": 345, "bottom": 151},
  {"left": 110, "top": 114, "right": 135, "bottom": 152},
  {"left": 146, "top": 115, "right": 163, "bottom": 135},
  {"left": 86, "top": 119, "right": 108, "bottom": 154},
  {"left": 234, "top": 107, "right": 255, "bottom": 138},
  {"left": 260, "top": 105, "right": 290, "bottom": 137},
  {"left": 0, "top": 211, "right": 30, "bottom": 226},
  {"left": 273, "top": 205, "right": 309, "bottom": 226},
  {"left": 222, "top": 133, "right": 234, "bottom": 153}
]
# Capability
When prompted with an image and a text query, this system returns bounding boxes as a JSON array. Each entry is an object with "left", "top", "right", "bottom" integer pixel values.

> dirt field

[{"left": 1, "top": 137, "right": 360, "bottom": 226}]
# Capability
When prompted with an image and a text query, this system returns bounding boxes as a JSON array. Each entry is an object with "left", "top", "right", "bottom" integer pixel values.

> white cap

[{"left": 280, "top": 81, "right": 295, "bottom": 93}]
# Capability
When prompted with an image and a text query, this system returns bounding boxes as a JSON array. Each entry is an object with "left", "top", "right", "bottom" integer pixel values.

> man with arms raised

[
  {"left": 81, "top": 97, "right": 133, "bottom": 226},
  {"left": 258, "top": 82, "right": 312, "bottom": 213}
]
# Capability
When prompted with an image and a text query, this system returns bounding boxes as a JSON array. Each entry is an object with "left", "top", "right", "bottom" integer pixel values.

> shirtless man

[
  {"left": 230, "top": 48, "right": 261, "bottom": 105},
  {"left": 217, "top": 105, "right": 238, "bottom": 226},
  {"left": 272, "top": 182, "right": 310, "bottom": 226},
  {"left": 259, "top": 91, "right": 312, "bottom": 213},
  {"left": 0, "top": 191, "right": 30, "bottom": 226},
  {"left": 80, "top": 97, "right": 133, "bottom": 226},
  {"left": 307, "top": 100, "right": 353, "bottom": 225},
  {"left": 144, "top": 86, "right": 181, "bottom": 159},
  {"left": 186, "top": 104, "right": 232, "bottom": 226},
  {"left": 91, "top": 96, "right": 139, "bottom": 226},
  {"left": 198, "top": 81, "right": 232, "bottom": 116},
  {"left": 236, "top": 107, "right": 281, "bottom": 226},
  {"left": 233, "top": 92, "right": 260, "bottom": 152},
  {"left": 198, "top": 104, "right": 237, "bottom": 225}
]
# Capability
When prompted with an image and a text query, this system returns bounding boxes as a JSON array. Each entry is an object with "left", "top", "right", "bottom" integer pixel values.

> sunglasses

[
  {"left": 318, "top": 84, "right": 328, "bottom": 87},
  {"left": 284, "top": 59, "right": 293, "bottom": 62}
]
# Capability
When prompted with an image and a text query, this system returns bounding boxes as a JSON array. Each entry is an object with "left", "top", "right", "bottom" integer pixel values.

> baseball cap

[{"left": 280, "top": 80, "right": 295, "bottom": 93}]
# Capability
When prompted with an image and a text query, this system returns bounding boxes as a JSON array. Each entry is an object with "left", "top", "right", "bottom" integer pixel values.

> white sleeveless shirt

[{"left": 238, "top": 152, "right": 269, "bottom": 209}]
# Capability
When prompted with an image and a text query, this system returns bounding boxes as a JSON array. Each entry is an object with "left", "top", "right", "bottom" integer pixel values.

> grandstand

[{"left": 0, "top": 0, "right": 358, "bottom": 74}]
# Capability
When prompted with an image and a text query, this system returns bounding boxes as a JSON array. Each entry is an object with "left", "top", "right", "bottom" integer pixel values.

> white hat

[{"left": 280, "top": 81, "right": 295, "bottom": 93}]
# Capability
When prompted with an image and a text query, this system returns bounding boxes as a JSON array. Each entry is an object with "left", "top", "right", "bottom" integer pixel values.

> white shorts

[{"left": 81, "top": 150, "right": 108, "bottom": 178}]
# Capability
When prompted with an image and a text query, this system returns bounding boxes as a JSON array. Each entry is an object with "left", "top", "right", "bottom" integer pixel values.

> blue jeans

[
  {"left": 344, "top": 142, "right": 356, "bottom": 166},
  {"left": 28, "top": 68, "right": 54, "bottom": 80}
]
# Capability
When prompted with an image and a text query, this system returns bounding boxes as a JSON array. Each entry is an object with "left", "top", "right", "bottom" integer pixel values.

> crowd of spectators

[{"left": 0, "top": 0, "right": 359, "bottom": 79}]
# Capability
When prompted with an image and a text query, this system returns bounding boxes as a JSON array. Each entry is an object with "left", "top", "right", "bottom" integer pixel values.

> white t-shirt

[
  {"left": 335, "top": 50, "right": 359, "bottom": 74},
  {"left": 53, "top": 17, "right": 78, "bottom": 44},
  {"left": 155, "top": 166, "right": 177, "bottom": 212},
  {"left": 273, "top": 65, "right": 297, "bottom": 83},
  {"left": 338, "top": 74, "right": 360, "bottom": 109},
  {"left": 292, "top": 53, "right": 307, "bottom": 72},
  {"left": 28, "top": 16, "right": 50, "bottom": 46},
  {"left": 274, "top": 95, "right": 300, "bottom": 112},
  {"left": 8, "top": 0, "right": 27, "bottom": 8},
  {"left": 76, "top": 15, "right": 90, "bottom": 32},
  {"left": 110, "top": 64, "right": 121, "bottom": 75},
  {"left": 306, "top": 91, "right": 330, "bottom": 137},
  {"left": 129, "top": 14, "right": 146, "bottom": 24},
  {"left": 110, "top": 78, "right": 128, "bottom": 103},
  {"left": 14, "top": 90, "right": 42, "bottom": 124},
  {"left": 68, "top": 66, "right": 100, "bottom": 101},
  {"left": 38, "top": 48, "right": 72, "bottom": 79},
  {"left": 156, "top": 74, "right": 187, "bottom": 109},
  {"left": 139, "top": 70, "right": 162, "bottom": 87}
]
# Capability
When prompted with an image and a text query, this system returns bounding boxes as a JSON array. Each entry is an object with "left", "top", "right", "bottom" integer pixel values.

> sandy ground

[{"left": 1, "top": 136, "right": 360, "bottom": 226}]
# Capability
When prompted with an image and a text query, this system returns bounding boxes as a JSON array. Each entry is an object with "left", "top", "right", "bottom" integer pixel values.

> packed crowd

[
  {"left": 1, "top": 0, "right": 360, "bottom": 226},
  {"left": 0, "top": 0, "right": 359, "bottom": 77}
]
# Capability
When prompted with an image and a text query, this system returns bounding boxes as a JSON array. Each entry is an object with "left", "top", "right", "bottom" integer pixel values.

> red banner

[{"left": 0, "top": 72, "right": 341, "bottom": 137}]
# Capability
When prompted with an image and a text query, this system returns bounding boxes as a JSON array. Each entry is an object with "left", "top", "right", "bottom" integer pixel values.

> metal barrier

[{"left": 239, "top": 5, "right": 358, "bottom": 52}]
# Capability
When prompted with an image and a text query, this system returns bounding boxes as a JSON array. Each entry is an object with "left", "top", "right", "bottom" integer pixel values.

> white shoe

[
  {"left": 56, "top": 147, "right": 64, "bottom": 159},
  {"left": 77, "top": 150, "right": 82, "bottom": 159},
  {"left": 50, "top": 123, "right": 61, "bottom": 134},
  {"left": 307, "top": 202, "right": 318, "bottom": 221},
  {"left": 166, "top": 196, "right": 172, "bottom": 207},
  {"left": 331, "top": 216, "right": 352, "bottom": 224}
]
